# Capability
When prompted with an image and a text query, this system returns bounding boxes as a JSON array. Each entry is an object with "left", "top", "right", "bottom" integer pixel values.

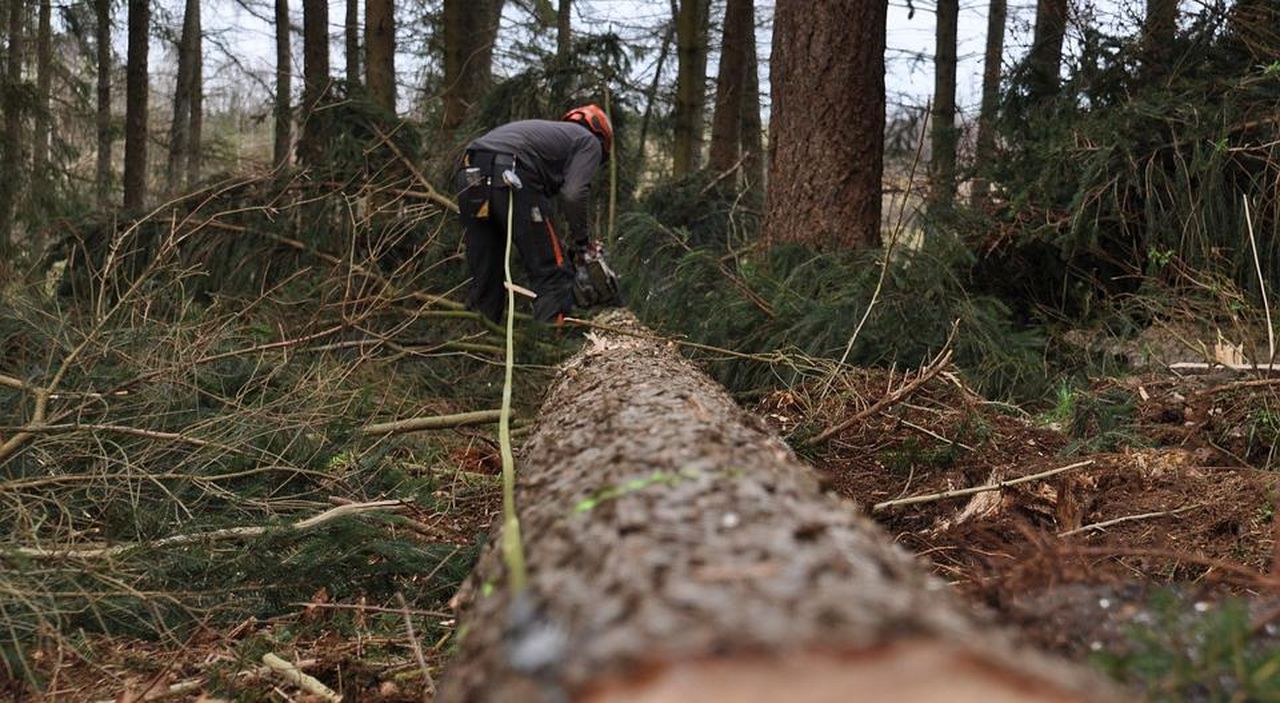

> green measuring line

[{"left": 499, "top": 184, "right": 529, "bottom": 593}]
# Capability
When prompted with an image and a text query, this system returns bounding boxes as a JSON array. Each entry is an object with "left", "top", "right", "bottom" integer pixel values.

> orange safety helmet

[{"left": 561, "top": 104, "right": 614, "bottom": 157}]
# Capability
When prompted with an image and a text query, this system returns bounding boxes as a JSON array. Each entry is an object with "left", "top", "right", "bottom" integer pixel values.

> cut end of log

[{"left": 583, "top": 643, "right": 1088, "bottom": 703}]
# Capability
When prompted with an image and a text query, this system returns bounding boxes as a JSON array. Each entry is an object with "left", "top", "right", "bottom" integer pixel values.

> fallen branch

[
  {"left": 806, "top": 347, "right": 954, "bottom": 447},
  {"left": 1058, "top": 504, "right": 1202, "bottom": 537},
  {"left": 6, "top": 499, "right": 409, "bottom": 559},
  {"left": 360, "top": 410, "right": 504, "bottom": 436},
  {"left": 873, "top": 460, "right": 1095, "bottom": 512},
  {"left": 91, "top": 659, "right": 320, "bottom": 703},
  {"left": 262, "top": 653, "right": 342, "bottom": 702}
]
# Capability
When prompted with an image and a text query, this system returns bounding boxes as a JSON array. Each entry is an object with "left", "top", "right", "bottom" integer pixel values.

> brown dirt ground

[{"left": 760, "top": 367, "right": 1280, "bottom": 658}]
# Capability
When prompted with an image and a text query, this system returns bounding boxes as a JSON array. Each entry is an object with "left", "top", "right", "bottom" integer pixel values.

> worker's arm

[{"left": 560, "top": 137, "right": 604, "bottom": 246}]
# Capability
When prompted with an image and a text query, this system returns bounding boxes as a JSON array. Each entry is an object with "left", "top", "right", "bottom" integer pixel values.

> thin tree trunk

[
  {"left": 636, "top": 18, "right": 674, "bottom": 168},
  {"left": 0, "top": 0, "right": 25, "bottom": 246},
  {"left": 168, "top": 0, "right": 198, "bottom": 193},
  {"left": 971, "top": 0, "right": 1006, "bottom": 207},
  {"left": 187, "top": 4, "right": 202, "bottom": 188},
  {"left": 931, "top": 0, "right": 959, "bottom": 206},
  {"left": 441, "top": 0, "right": 505, "bottom": 131},
  {"left": 365, "top": 0, "right": 396, "bottom": 112},
  {"left": 441, "top": 311, "right": 1122, "bottom": 703},
  {"left": 739, "top": 6, "right": 764, "bottom": 201},
  {"left": 122, "top": 0, "right": 149, "bottom": 210},
  {"left": 1141, "top": 0, "right": 1177, "bottom": 78},
  {"left": 273, "top": 0, "right": 291, "bottom": 167},
  {"left": 672, "top": 0, "right": 709, "bottom": 177},
  {"left": 300, "top": 0, "right": 331, "bottom": 166},
  {"left": 1027, "top": 0, "right": 1067, "bottom": 101},
  {"left": 707, "top": 0, "right": 752, "bottom": 178},
  {"left": 556, "top": 0, "right": 571, "bottom": 63},
  {"left": 95, "top": 0, "right": 112, "bottom": 206},
  {"left": 32, "top": 0, "right": 50, "bottom": 175},
  {"left": 345, "top": 0, "right": 359, "bottom": 86},
  {"left": 764, "top": 0, "right": 886, "bottom": 249}
]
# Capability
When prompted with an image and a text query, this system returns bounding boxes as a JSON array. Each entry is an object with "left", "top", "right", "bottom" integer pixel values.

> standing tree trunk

[
  {"left": 672, "top": 0, "right": 709, "bottom": 177},
  {"left": 440, "top": 311, "right": 1121, "bottom": 703},
  {"left": 300, "top": 0, "right": 331, "bottom": 166},
  {"left": 556, "top": 0, "right": 571, "bottom": 63},
  {"left": 167, "top": 0, "right": 199, "bottom": 193},
  {"left": 32, "top": 0, "right": 50, "bottom": 175},
  {"left": 931, "top": 0, "right": 959, "bottom": 206},
  {"left": 95, "top": 0, "right": 112, "bottom": 205},
  {"left": 0, "top": 0, "right": 25, "bottom": 246},
  {"left": 971, "top": 0, "right": 1006, "bottom": 207},
  {"left": 764, "top": 0, "right": 886, "bottom": 250},
  {"left": 707, "top": 0, "right": 752, "bottom": 177},
  {"left": 441, "top": 0, "right": 505, "bottom": 131},
  {"left": 122, "top": 0, "right": 149, "bottom": 210},
  {"left": 187, "top": 5, "right": 202, "bottom": 188},
  {"left": 739, "top": 8, "right": 764, "bottom": 201},
  {"left": 366, "top": 0, "right": 396, "bottom": 113},
  {"left": 345, "top": 0, "right": 359, "bottom": 86},
  {"left": 1027, "top": 0, "right": 1067, "bottom": 101},
  {"left": 1141, "top": 0, "right": 1177, "bottom": 78},
  {"left": 273, "top": 0, "right": 291, "bottom": 167}
]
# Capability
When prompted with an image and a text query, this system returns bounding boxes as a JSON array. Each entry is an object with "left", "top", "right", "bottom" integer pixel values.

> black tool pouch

[{"left": 455, "top": 166, "right": 491, "bottom": 219}]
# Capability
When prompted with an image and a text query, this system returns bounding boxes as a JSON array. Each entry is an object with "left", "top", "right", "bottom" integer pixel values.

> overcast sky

[{"left": 177, "top": 0, "right": 1149, "bottom": 119}]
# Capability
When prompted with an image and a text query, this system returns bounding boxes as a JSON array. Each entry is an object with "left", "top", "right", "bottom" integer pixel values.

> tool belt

[{"left": 456, "top": 149, "right": 518, "bottom": 220}]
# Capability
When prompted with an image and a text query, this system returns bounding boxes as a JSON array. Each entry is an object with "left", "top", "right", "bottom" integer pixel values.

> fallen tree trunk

[{"left": 441, "top": 311, "right": 1118, "bottom": 702}]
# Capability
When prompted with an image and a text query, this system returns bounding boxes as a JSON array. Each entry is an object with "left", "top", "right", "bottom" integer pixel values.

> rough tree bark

[
  {"left": 273, "top": 0, "right": 291, "bottom": 167},
  {"left": 739, "top": 8, "right": 764, "bottom": 201},
  {"left": 0, "top": 0, "right": 25, "bottom": 246},
  {"left": 764, "top": 0, "right": 885, "bottom": 250},
  {"left": 345, "top": 0, "right": 360, "bottom": 86},
  {"left": 441, "top": 0, "right": 505, "bottom": 131},
  {"left": 931, "top": 0, "right": 959, "bottom": 206},
  {"left": 672, "top": 0, "right": 709, "bottom": 177},
  {"left": 971, "top": 0, "right": 1006, "bottom": 207},
  {"left": 123, "top": 0, "right": 149, "bottom": 210},
  {"left": 707, "top": 0, "right": 752, "bottom": 177},
  {"left": 95, "top": 0, "right": 112, "bottom": 205},
  {"left": 300, "top": 0, "right": 330, "bottom": 166},
  {"left": 32, "top": 0, "right": 50, "bottom": 174},
  {"left": 440, "top": 311, "right": 1121, "bottom": 702},
  {"left": 366, "top": 0, "right": 396, "bottom": 112},
  {"left": 187, "top": 6, "right": 202, "bottom": 188},
  {"left": 168, "top": 0, "right": 199, "bottom": 193},
  {"left": 1027, "top": 0, "right": 1067, "bottom": 101},
  {"left": 1141, "top": 0, "right": 1177, "bottom": 78},
  {"left": 557, "top": 0, "right": 571, "bottom": 64}
]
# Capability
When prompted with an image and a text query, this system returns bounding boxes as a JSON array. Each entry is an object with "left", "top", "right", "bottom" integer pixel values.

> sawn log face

[{"left": 441, "top": 311, "right": 1115, "bottom": 702}]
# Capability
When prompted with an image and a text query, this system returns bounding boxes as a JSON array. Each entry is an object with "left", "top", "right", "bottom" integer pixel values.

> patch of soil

[{"left": 761, "top": 367, "right": 1280, "bottom": 658}]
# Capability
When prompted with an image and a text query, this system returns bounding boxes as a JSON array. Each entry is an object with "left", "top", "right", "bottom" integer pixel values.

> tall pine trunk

[
  {"left": 0, "top": 0, "right": 25, "bottom": 246},
  {"left": 366, "top": 0, "right": 395, "bottom": 112},
  {"left": 739, "top": 8, "right": 764, "bottom": 200},
  {"left": 764, "top": 0, "right": 886, "bottom": 249},
  {"left": 123, "top": 0, "right": 149, "bottom": 210},
  {"left": 345, "top": 0, "right": 359, "bottom": 86},
  {"left": 931, "top": 0, "right": 959, "bottom": 206},
  {"left": 672, "top": 0, "right": 709, "bottom": 177},
  {"left": 32, "top": 0, "right": 50, "bottom": 175},
  {"left": 95, "top": 0, "right": 111, "bottom": 205},
  {"left": 556, "top": 0, "right": 571, "bottom": 63},
  {"left": 971, "top": 0, "right": 1006, "bottom": 207},
  {"left": 187, "top": 5, "right": 202, "bottom": 188},
  {"left": 273, "top": 0, "right": 291, "bottom": 167},
  {"left": 168, "top": 0, "right": 199, "bottom": 193},
  {"left": 441, "top": 0, "right": 504, "bottom": 131},
  {"left": 1027, "top": 0, "right": 1067, "bottom": 100},
  {"left": 1141, "top": 0, "right": 1177, "bottom": 78},
  {"left": 300, "top": 0, "right": 331, "bottom": 166},
  {"left": 707, "top": 0, "right": 752, "bottom": 177}
]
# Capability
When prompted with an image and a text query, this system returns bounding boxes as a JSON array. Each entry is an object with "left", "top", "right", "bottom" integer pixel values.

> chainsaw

[{"left": 571, "top": 240, "right": 623, "bottom": 309}]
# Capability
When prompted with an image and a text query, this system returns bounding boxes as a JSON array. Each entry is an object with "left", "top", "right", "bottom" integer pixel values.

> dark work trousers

[{"left": 459, "top": 181, "right": 576, "bottom": 324}]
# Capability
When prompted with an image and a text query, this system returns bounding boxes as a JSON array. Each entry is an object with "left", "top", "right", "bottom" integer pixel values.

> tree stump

[{"left": 441, "top": 311, "right": 1118, "bottom": 702}]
